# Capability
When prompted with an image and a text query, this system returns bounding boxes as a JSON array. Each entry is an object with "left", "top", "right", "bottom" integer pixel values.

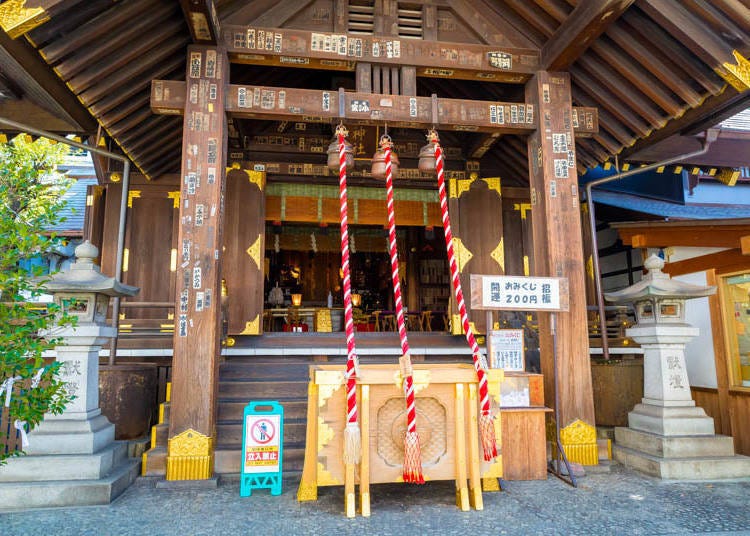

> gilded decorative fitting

[
  {"left": 721, "top": 50, "right": 750, "bottom": 92},
  {"left": 0, "top": 0, "right": 48, "bottom": 39},
  {"left": 166, "top": 428, "right": 214, "bottom": 480}
]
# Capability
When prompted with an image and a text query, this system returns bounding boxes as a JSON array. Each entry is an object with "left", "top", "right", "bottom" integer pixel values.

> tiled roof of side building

[{"left": 47, "top": 177, "right": 97, "bottom": 234}]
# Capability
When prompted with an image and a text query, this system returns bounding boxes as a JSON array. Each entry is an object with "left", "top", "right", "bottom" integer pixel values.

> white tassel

[
  {"left": 0, "top": 376, "right": 21, "bottom": 407},
  {"left": 14, "top": 420, "right": 29, "bottom": 449},
  {"left": 31, "top": 367, "right": 45, "bottom": 388}
]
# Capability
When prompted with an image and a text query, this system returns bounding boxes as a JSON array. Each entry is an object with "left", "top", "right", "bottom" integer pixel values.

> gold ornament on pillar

[{"left": 371, "top": 134, "right": 399, "bottom": 180}]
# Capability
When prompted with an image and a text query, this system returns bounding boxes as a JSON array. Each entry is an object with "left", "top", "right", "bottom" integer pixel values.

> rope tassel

[
  {"left": 403, "top": 430, "right": 425, "bottom": 484},
  {"left": 479, "top": 413, "right": 497, "bottom": 460},
  {"left": 344, "top": 422, "right": 361, "bottom": 465},
  {"left": 432, "top": 134, "right": 498, "bottom": 461}
]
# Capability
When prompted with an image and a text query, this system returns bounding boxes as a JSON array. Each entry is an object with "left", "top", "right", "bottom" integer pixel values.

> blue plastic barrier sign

[{"left": 240, "top": 401, "right": 284, "bottom": 497}]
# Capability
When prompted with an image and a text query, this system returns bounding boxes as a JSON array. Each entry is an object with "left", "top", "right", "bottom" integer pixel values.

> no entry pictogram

[{"left": 251, "top": 418, "right": 275, "bottom": 444}]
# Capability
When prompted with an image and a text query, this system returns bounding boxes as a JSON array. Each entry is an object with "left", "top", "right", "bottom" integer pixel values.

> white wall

[{"left": 674, "top": 271, "right": 718, "bottom": 388}]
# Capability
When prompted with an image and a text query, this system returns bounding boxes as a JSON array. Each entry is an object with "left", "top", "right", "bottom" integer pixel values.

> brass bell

[
  {"left": 371, "top": 135, "right": 399, "bottom": 180},
  {"left": 418, "top": 129, "right": 440, "bottom": 174},
  {"left": 326, "top": 126, "right": 354, "bottom": 175},
  {"left": 418, "top": 142, "right": 436, "bottom": 173}
]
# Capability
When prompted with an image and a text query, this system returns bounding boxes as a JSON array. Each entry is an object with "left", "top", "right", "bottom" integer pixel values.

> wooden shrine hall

[{"left": 2, "top": 0, "right": 750, "bottom": 491}]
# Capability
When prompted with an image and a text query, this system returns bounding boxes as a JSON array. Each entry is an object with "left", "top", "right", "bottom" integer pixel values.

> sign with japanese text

[
  {"left": 488, "top": 329, "right": 525, "bottom": 371},
  {"left": 470, "top": 274, "right": 569, "bottom": 312},
  {"left": 243, "top": 413, "right": 281, "bottom": 473},
  {"left": 240, "top": 401, "right": 284, "bottom": 497}
]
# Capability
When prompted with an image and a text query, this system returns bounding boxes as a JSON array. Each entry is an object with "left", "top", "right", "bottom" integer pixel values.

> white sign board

[
  {"left": 488, "top": 329, "right": 525, "bottom": 371},
  {"left": 471, "top": 274, "right": 569, "bottom": 312},
  {"left": 243, "top": 413, "right": 281, "bottom": 474}
]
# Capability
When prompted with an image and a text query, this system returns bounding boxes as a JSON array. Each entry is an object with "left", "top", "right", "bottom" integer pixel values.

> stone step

[
  {"left": 216, "top": 419, "right": 307, "bottom": 446},
  {"left": 141, "top": 445, "right": 167, "bottom": 476},
  {"left": 214, "top": 444, "right": 306, "bottom": 475},
  {"left": 0, "top": 457, "right": 140, "bottom": 510},
  {"left": 218, "top": 399, "right": 308, "bottom": 422},
  {"left": 615, "top": 427, "right": 736, "bottom": 458},
  {"left": 0, "top": 442, "right": 129, "bottom": 482},
  {"left": 613, "top": 445, "right": 750, "bottom": 480},
  {"left": 218, "top": 380, "right": 310, "bottom": 399}
]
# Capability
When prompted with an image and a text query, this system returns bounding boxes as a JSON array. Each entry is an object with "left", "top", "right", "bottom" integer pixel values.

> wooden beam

[
  {"left": 639, "top": 0, "right": 750, "bottom": 92},
  {"left": 151, "top": 79, "right": 598, "bottom": 136},
  {"left": 0, "top": 0, "right": 82, "bottom": 38},
  {"left": 525, "top": 71, "right": 596, "bottom": 454},
  {"left": 542, "top": 0, "right": 634, "bottom": 71},
  {"left": 220, "top": 24, "right": 540, "bottom": 83},
  {"left": 619, "top": 225, "right": 750, "bottom": 249},
  {"left": 0, "top": 29, "right": 97, "bottom": 132},
  {"left": 621, "top": 90, "right": 750, "bottom": 161},
  {"left": 740, "top": 236, "right": 750, "bottom": 255},
  {"left": 179, "top": 0, "right": 221, "bottom": 44},
  {"left": 469, "top": 132, "right": 502, "bottom": 159},
  {"left": 664, "top": 248, "right": 750, "bottom": 277}
]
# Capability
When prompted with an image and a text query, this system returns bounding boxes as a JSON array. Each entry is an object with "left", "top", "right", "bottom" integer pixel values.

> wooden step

[
  {"left": 159, "top": 402, "right": 170, "bottom": 423},
  {"left": 152, "top": 423, "right": 169, "bottom": 445},
  {"left": 141, "top": 445, "right": 167, "bottom": 476},
  {"left": 214, "top": 445, "right": 306, "bottom": 475},
  {"left": 218, "top": 379, "right": 309, "bottom": 399},
  {"left": 217, "top": 419, "right": 307, "bottom": 446},
  {"left": 219, "top": 361, "right": 313, "bottom": 381},
  {"left": 218, "top": 399, "right": 308, "bottom": 421}
]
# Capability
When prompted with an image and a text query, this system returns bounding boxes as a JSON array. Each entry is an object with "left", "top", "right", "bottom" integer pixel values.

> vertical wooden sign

[
  {"left": 167, "top": 45, "right": 229, "bottom": 480},
  {"left": 525, "top": 72, "right": 597, "bottom": 466}
]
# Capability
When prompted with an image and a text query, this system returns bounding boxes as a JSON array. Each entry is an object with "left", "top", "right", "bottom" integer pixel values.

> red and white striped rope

[
  {"left": 434, "top": 141, "right": 497, "bottom": 460},
  {"left": 338, "top": 132, "right": 358, "bottom": 428},
  {"left": 384, "top": 141, "right": 423, "bottom": 483}
]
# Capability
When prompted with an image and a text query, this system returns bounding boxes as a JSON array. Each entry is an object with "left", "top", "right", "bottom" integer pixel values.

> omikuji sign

[{"left": 470, "top": 274, "right": 569, "bottom": 312}]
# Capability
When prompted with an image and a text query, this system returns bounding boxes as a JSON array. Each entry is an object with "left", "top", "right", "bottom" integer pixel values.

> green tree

[{"left": 0, "top": 134, "right": 75, "bottom": 463}]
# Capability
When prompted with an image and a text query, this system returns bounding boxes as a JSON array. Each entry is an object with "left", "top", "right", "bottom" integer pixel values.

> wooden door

[
  {"left": 449, "top": 175, "right": 505, "bottom": 333},
  {"left": 223, "top": 167, "right": 266, "bottom": 334}
]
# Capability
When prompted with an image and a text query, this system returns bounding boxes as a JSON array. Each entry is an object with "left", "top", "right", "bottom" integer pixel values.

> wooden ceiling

[{"left": 1, "top": 0, "right": 749, "bottom": 186}]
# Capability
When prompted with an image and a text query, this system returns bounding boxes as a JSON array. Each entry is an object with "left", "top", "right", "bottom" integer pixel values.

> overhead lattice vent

[
  {"left": 398, "top": 3, "right": 423, "bottom": 39},
  {"left": 348, "top": 1, "right": 374, "bottom": 35}
]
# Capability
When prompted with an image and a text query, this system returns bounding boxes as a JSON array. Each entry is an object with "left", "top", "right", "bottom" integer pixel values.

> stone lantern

[
  {"left": 605, "top": 254, "right": 750, "bottom": 479},
  {"left": 0, "top": 241, "right": 141, "bottom": 508}
]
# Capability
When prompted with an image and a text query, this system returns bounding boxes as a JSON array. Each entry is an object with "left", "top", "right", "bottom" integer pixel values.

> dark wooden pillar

[
  {"left": 167, "top": 45, "right": 229, "bottom": 480},
  {"left": 525, "top": 71, "right": 597, "bottom": 465}
]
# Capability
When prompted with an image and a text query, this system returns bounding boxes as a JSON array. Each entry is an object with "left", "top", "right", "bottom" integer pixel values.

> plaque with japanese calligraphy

[{"left": 470, "top": 274, "right": 569, "bottom": 312}]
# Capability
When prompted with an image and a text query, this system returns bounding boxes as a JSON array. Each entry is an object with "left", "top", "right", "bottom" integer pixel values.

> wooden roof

[{"left": 1, "top": 0, "right": 749, "bottom": 185}]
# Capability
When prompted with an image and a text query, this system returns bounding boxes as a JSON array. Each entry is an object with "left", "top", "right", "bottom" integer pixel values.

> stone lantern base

[
  {"left": 614, "top": 427, "right": 750, "bottom": 480},
  {"left": 0, "top": 327, "right": 139, "bottom": 509}
]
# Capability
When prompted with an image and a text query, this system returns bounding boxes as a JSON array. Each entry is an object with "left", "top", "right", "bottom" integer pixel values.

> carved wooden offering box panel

[{"left": 297, "top": 363, "right": 503, "bottom": 517}]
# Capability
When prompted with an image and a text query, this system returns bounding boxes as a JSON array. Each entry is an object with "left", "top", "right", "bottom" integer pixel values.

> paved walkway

[{"left": 2, "top": 464, "right": 750, "bottom": 535}]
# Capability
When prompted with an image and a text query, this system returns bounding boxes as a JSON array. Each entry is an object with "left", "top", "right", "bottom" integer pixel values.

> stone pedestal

[
  {"left": 0, "top": 242, "right": 140, "bottom": 509},
  {"left": 607, "top": 255, "right": 750, "bottom": 480}
]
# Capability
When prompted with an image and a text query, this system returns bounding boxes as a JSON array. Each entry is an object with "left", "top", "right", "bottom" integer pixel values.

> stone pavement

[{"left": 2, "top": 464, "right": 749, "bottom": 536}]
